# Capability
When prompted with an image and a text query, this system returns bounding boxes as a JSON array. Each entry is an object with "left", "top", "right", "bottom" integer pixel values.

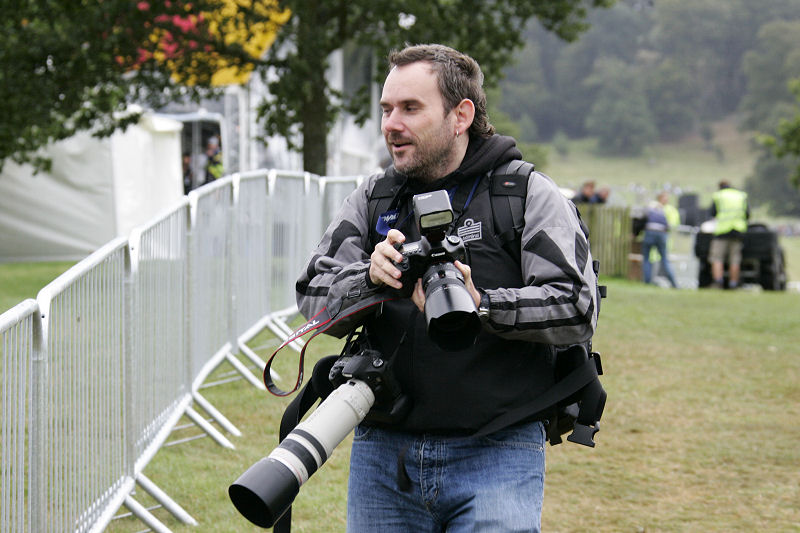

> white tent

[{"left": 0, "top": 113, "right": 183, "bottom": 262}]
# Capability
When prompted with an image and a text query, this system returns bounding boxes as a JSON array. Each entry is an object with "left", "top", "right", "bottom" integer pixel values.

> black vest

[{"left": 365, "top": 171, "right": 554, "bottom": 433}]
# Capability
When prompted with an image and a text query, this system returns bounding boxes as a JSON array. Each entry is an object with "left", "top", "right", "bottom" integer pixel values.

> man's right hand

[{"left": 369, "top": 229, "right": 406, "bottom": 290}]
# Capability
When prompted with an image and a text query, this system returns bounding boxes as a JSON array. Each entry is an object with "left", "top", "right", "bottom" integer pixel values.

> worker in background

[
  {"left": 203, "top": 135, "right": 224, "bottom": 184},
  {"left": 641, "top": 191, "right": 679, "bottom": 288},
  {"left": 709, "top": 180, "right": 749, "bottom": 289}
]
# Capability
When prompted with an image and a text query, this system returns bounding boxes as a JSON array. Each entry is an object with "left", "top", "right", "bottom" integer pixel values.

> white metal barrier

[
  {"left": 1, "top": 299, "right": 42, "bottom": 533},
  {"left": 0, "top": 169, "right": 363, "bottom": 532},
  {"left": 36, "top": 238, "right": 133, "bottom": 533}
]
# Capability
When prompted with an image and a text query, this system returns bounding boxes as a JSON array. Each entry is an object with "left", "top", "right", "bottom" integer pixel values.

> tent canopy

[{"left": 0, "top": 112, "right": 183, "bottom": 262}]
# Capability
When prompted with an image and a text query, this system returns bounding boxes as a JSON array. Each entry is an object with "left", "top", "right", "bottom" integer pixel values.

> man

[
  {"left": 296, "top": 44, "right": 597, "bottom": 532},
  {"left": 709, "top": 180, "right": 749, "bottom": 288},
  {"left": 202, "top": 135, "right": 224, "bottom": 183},
  {"left": 641, "top": 191, "right": 679, "bottom": 288},
  {"left": 572, "top": 180, "right": 598, "bottom": 204}
]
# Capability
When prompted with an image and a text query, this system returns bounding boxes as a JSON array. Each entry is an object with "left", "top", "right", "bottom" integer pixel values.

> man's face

[{"left": 380, "top": 62, "right": 458, "bottom": 181}]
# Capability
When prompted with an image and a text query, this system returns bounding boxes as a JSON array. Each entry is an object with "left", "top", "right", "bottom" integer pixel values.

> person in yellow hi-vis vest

[{"left": 709, "top": 180, "right": 749, "bottom": 289}]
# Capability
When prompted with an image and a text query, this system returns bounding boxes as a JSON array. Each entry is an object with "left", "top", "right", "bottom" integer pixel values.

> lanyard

[{"left": 377, "top": 173, "right": 483, "bottom": 237}]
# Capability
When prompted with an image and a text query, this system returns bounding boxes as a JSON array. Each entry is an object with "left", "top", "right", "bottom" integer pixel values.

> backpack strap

[
  {"left": 489, "top": 160, "right": 535, "bottom": 263},
  {"left": 367, "top": 169, "right": 406, "bottom": 248},
  {"left": 473, "top": 344, "right": 605, "bottom": 447}
]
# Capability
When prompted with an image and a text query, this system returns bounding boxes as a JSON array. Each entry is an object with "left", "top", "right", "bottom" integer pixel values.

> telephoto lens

[{"left": 229, "top": 379, "right": 375, "bottom": 528}]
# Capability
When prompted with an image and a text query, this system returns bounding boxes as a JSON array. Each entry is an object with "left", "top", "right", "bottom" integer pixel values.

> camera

[
  {"left": 229, "top": 333, "right": 410, "bottom": 529},
  {"left": 393, "top": 190, "right": 480, "bottom": 351}
]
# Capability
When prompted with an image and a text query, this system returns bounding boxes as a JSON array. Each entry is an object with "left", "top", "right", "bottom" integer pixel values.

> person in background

[
  {"left": 182, "top": 152, "right": 194, "bottom": 194},
  {"left": 641, "top": 191, "right": 679, "bottom": 288},
  {"left": 203, "top": 135, "right": 224, "bottom": 183},
  {"left": 595, "top": 186, "right": 610, "bottom": 204},
  {"left": 572, "top": 180, "right": 598, "bottom": 203},
  {"left": 709, "top": 180, "right": 749, "bottom": 289}
]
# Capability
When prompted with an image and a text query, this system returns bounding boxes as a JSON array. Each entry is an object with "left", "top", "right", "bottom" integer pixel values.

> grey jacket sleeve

[
  {"left": 483, "top": 171, "right": 599, "bottom": 345},
  {"left": 295, "top": 174, "right": 384, "bottom": 336}
]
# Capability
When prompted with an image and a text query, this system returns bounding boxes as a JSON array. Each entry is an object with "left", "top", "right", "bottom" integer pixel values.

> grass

[
  {"left": 543, "top": 117, "right": 757, "bottom": 207},
  {"left": 98, "top": 277, "right": 800, "bottom": 533},
  {"left": 0, "top": 261, "right": 74, "bottom": 314}
]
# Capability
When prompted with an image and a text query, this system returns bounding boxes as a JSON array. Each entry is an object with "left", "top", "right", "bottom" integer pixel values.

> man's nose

[{"left": 382, "top": 110, "right": 402, "bottom": 134}]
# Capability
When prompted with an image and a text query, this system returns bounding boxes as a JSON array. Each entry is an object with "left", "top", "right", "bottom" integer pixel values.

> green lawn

[
  {"left": 101, "top": 277, "right": 799, "bottom": 533},
  {"left": 0, "top": 261, "right": 74, "bottom": 313}
]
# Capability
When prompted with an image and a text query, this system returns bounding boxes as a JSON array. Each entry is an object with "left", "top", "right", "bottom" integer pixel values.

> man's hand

[
  {"left": 369, "top": 229, "right": 406, "bottom": 290},
  {"left": 410, "top": 260, "right": 481, "bottom": 312}
]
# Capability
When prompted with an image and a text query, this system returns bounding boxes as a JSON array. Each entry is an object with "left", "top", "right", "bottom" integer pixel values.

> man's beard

[{"left": 388, "top": 126, "right": 455, "bottom": 182}]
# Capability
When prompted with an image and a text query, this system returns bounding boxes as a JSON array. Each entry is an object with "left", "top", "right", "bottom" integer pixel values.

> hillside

[{"left": 543, "top": 117, "right": 757, "bottom": 208}]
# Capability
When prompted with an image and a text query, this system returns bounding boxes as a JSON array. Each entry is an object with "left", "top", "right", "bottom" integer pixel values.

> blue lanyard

[{"left": 376, "top": 173, "right": 483, "bottom": 236}]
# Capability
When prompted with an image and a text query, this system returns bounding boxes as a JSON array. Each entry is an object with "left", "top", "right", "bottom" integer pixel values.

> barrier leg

[
  {"left": 192, "top": 391, "right": 242, "bottom": 437},
  {"left": 225, "top": 349, "right": 267, "bottom": 390},
  {"left": 185, "top": 405, "right": 235, "bottom": 449},
  {"left": 137, "top": 473, "right": 198, "bottom": 526},
  {"left": 123, "top": 495, "right": 172, "bottom": 533}
]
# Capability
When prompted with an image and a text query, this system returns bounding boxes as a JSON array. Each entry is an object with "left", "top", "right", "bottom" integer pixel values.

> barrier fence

[{"left": 1, "top": 169, "right": 629, "bottom": 532}]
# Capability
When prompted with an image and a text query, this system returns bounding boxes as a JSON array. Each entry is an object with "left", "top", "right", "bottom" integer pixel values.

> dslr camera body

[{"left": 393, "top": 190, "right": 480, "bottom": 350}]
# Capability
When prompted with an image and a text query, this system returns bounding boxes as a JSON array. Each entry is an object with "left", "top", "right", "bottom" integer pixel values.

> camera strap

[{"left": 262, "top": 294, "right": 393, "bottom": 397}]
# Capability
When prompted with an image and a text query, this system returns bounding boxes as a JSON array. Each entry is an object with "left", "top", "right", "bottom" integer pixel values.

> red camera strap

[{"left": 262, "top": 295, "right": 394, "bottom": 397}]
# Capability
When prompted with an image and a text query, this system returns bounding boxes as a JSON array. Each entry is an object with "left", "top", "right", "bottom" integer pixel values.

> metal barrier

[
  {"left": 127, "top": 201, "right": 199, "bottom": 529},
  {"left": 0, "top": 169, "right": 364, "bottom": 532},
  {"left": 36, "top": 238, "right": 133, "bottom": 533},
  {"left": 1, "top": 299, "right": 42, "bottom": 533}
]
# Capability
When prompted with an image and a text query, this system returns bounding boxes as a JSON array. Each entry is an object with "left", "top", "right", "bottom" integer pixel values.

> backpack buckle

[{"left": 567, "top": 422, "right": 600, "bottom": 447}]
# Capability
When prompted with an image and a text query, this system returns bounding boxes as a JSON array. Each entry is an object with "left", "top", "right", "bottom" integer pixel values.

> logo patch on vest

[{"left": 457, "top": 218, "right": 482, "bottom": 242}]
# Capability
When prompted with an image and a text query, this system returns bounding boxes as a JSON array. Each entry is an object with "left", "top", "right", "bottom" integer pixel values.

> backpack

[{"left": 367, "top": 160, "right": 607, "bottom": 447}]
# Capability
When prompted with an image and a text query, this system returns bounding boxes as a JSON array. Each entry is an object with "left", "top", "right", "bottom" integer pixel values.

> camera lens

[
  {"left": 422, "top": 263, "right": 480, "bottom": 350},
  {"left": 229, "top": 380, "right": 375, "bottom": 528}
]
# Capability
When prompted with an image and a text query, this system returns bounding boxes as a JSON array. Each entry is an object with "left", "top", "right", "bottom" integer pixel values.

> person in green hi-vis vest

[{"left": 709, "top": 180, "right": 750, "bottom": 289}]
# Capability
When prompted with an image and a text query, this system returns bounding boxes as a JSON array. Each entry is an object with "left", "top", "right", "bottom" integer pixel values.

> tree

[
  {"left": 257, "top": 0, "right": 614, "bottom": 174},
  {"left": 2, "top": 0, "right": 613, "bottom": 176},
  {"left": 584, "top": 58, "right": 656, "bottom": 156},
  {"left": 0, "top": 0, "right": 283, "bottom": 173},
  {"left": 739, "top": 19, "right": 800, "bottom": 132},
  {"left": 759, "top": 79, "right": 800, "bottom": 189},
  {"left": 745, "top": 151, "right": 800, "bottom": 216}
]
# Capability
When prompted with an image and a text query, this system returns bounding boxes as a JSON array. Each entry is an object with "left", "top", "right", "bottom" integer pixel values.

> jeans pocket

[{"left": 352, "top": 424, "right": 375, "bottom": 441}]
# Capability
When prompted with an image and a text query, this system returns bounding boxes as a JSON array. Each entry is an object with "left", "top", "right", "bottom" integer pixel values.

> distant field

[{"left": 544, "top": 118, "right": 757, "bottom": 207}]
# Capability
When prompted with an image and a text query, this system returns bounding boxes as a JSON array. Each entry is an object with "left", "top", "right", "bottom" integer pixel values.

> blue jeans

[
  {"left": 346, "top": 421, "right": 546, "bottom": 533},
  {"left": 641, "top": 230, "right": 678, "bottom": 287}
]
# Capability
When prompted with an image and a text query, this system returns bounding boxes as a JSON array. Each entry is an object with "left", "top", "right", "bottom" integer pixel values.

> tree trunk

[
  {"left": 298, "top": 1, "right": 329, "bottom": 177},
  {"left": 301, "top": 74, "right": 328, "bottom": 175}
]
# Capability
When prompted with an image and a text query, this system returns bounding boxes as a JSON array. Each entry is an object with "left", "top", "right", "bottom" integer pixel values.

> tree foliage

[
  {"left": 584, "top": 58, "right": 656, "bottom": 156},
  {"left": 258, "top": 0, "right": 614, "bottom": 174},
  {"left": 0, "top": 0, "right": 613, "bottom": 176},
  {"left": 499, "top": 0, "right": 800, "bottom": 145},
  {"left": 758, "top": 79, "right": 800, "bottom": 191},
  {"left": 0, "top": 0, "right": 280, "bottom": 173}
]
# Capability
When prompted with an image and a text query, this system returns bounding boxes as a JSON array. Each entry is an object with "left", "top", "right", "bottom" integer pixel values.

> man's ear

[{"left": 454, "top": 98, "right": 475, "bottom": 134}]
